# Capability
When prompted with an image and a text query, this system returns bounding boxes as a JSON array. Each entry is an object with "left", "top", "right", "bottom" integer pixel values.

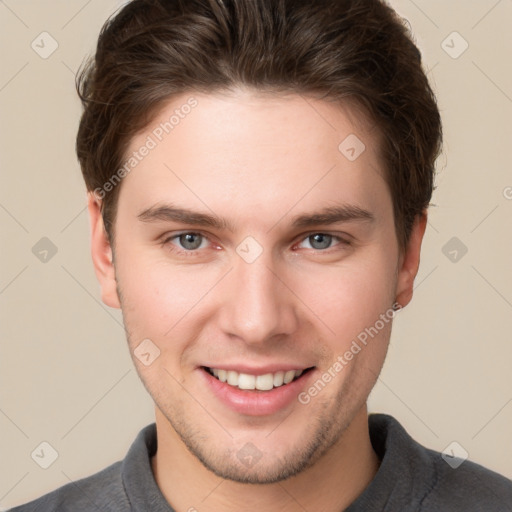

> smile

[{"left": 204, "top": 367, "right": 312, "bottom": 391}]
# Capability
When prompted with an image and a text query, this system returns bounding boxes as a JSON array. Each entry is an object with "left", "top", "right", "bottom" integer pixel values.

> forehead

[{"left": 116, "top": 89, "right": 389, "bottom": 229}]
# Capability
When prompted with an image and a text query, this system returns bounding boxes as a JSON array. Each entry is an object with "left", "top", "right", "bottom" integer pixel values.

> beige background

[{"left": 1, "top": 0, "right": 511, "bottom": 508}]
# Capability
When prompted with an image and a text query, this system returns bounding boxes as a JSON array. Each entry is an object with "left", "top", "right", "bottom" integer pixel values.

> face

[{"left": 90, "top": 88, "right": 423, "bottom": 484}]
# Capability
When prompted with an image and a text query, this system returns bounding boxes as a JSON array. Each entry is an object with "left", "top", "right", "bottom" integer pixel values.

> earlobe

[
  {"left": 395, "top": 211, "right": 428, "bottom": 309},
  {"left": 87, "top": 192, "right": 121, "bottom": 309}
]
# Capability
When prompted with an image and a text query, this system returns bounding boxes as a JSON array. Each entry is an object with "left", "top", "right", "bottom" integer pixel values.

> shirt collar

[{"left": 121, "top": 414, "right": 436, "bottom": 512}]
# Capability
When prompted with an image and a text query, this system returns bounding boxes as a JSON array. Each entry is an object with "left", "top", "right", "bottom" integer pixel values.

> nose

[{"left": 217, "top": 249, "right": 299, "bottom": 346}]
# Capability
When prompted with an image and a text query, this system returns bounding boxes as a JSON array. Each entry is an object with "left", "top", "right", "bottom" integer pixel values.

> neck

[{"left": 151, "top": 404, "right": 379, "bottom": 512}]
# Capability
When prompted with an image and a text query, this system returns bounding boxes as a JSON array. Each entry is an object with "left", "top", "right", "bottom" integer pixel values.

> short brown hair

[{"left": 76, "top": 0, "right": 442, "bottom": 251}]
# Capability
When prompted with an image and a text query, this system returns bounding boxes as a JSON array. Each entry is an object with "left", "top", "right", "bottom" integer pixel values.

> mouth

[{"left": 202, "top": 366, "right": 315, "bottom": 391}]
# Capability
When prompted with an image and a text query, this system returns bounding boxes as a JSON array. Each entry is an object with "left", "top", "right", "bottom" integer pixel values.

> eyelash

[{"left": 160, "top": 231, "right": 351, "bottom": 256}]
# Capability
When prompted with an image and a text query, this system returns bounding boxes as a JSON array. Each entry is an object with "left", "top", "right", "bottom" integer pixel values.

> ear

[
  {"left": 395, "top": 210, "right": 428, "bottom": 309},
  {"left": 87, "top": 192, "right": 121, "bottom": 309}
]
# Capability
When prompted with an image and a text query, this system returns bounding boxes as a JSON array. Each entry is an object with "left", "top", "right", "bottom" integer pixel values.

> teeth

[
  {"left": 283, "top": 370, "right": 296, "bottom": 384},
  {"left": 256, "top": 374, "right": 274, "bottom": 391},
  {"left": 238, "top": 373, "right": 256, "bottom": 390},
  {"left": 273, "top": 371, "right": 284, "bottom": 387},
  {"left": 208, "top": 367, "right": 305, "bottom": 391},
  {"left": 227, "top": 371, "right": 238, "bottom": 386}
]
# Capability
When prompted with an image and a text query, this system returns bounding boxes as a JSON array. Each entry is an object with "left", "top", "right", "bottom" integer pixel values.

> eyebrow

[{"left": 137, "top": 203, "right": 375, "bottom": 231}]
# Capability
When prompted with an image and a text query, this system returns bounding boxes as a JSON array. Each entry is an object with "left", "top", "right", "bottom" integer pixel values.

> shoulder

[
  {"left": 8, "top": 461, "right": 129, "bottom": 512},
  {"left": 368, "top": 414, "right": 512, "bottom": 511},
  {"left": 422, "top": 447, "right": 512, "bottom": 511},
  {"left": 7, "top": 423, "right": 158, "bottom": 512}
]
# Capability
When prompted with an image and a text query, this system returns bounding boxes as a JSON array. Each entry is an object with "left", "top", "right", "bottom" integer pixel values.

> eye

[
  {"left": 164, "top": 232, "right": 209, "bottom": 252},
  {"left": 297, "top": 233, "right": 348, "bottom": 251}
]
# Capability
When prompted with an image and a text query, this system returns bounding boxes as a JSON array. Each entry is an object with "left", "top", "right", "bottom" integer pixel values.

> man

[{"left": 11, "top": 0, "right": 512, "bottom": 510}]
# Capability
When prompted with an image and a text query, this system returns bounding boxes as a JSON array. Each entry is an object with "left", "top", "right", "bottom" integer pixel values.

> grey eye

[
  {"left": 308, "top": 234, "right": 332, "bottom": 250},
  {"left": 178, "top": 233, "right": 203, "bottom": 250}
]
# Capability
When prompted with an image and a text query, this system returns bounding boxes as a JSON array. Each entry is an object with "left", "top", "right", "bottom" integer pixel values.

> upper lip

[{"left": 201, "top": 364, "right": 314, "bottom": 375}]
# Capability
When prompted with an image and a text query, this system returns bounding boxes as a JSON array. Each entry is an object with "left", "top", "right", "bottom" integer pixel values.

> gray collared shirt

[{"left": 9, "top": 414, "right": 512, "bottom": 511}]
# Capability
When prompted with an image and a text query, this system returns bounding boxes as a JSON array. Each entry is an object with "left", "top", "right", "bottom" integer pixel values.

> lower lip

[{"left": 200, "top": 367, "right": 315, "bottom": 416}]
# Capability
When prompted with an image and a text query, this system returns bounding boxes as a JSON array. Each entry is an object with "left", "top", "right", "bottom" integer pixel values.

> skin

[{"left": 88, "top": 88, "right": 427, "bottom": 512}]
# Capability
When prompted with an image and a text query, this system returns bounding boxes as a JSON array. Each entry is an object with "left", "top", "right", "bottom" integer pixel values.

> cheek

[
  {"left": 115, "top": 246, "right": 225, "bottom": 355},
  {"left": 293, "top": 251, "right": 397, "bottom": 344}
]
